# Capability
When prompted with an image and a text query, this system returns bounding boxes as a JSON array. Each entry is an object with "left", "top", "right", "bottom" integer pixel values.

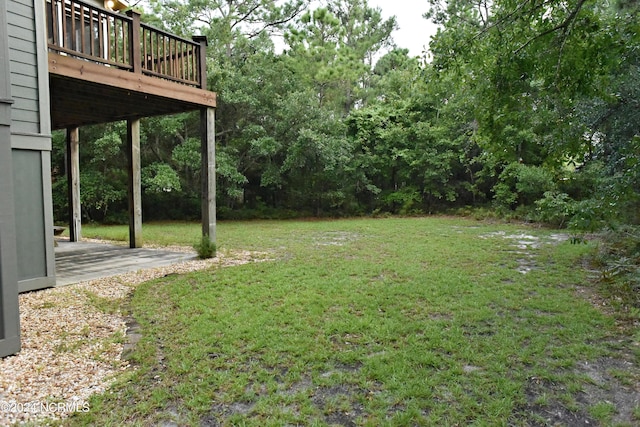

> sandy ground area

[{"left": 0, "top": 245, "right": 269, "bottom": 425}]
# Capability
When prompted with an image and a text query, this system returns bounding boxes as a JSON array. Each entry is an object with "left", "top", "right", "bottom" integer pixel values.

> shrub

[
  {"left": 515, "top": 165, "right": 556, "bottom": 204},
  {"left": 493, "top": 163, "right": 556, "bottom": 209},
  {"left": 381, "top": 187, "right": 422, "bottom": 215},
  {"left": 568, "top": 199, "right": 608, "bottom": 232},
  {"left": 194, "top": 236, "right": 216, "bottom": 259},
  {"left": 534, "top": 191, "right": 577, "bottom": 228},
  {"left": 590, "top": 225, "right": 640, "bottom": 310}
]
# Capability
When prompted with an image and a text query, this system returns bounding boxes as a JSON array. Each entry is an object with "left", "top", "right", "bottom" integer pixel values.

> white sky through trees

[{"left": 367, "top": 0, "right": 438, "bottom": 57}]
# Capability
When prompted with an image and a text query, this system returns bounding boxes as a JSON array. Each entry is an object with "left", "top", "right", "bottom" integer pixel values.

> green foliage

[
  {"left": 80, "top": 170, "right": 127, "bottom": 223},
  {"left": 47, "top": 0, "right": 639, "bottom": 233},
  {"left": 193, "top": 235, "right": 217, "bottom": 259},
  {"left": 92, "top": 129, "right": 123, "bottom": 161},
  {"left": 493, "top": 163, "right": 556, "bottom": 210},
  {"left": 380, "top": 186, "right": 421, "bottom": 215},
  {"left": 582, "top": 225, "right": 640, "bottom": 316},
  {"left": 171, "top": 137, "right": 200, "bottom": 171},
  {"left": 567, "top": 199, "right": 608, "bottom": 233},
  {"left": 534, "top": 192, "right": 577, "bottom": 228},
  {"left": 142, "top": 163, "right": 182, "bottom": 194},
  {"left": 51, "top": 175, "right": 69, "bottom": 223},
  {"left": 515, "top": 166, "right": 557, "bottom": 204}
]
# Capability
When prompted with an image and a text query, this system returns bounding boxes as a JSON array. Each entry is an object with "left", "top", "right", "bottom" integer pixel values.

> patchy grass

[
  {"left": 62, "top": 217, "right": 638, "bottom": 426},
  {"left": 80, "top": 221, "right": 202, "bottom": 246},
  {"left": 82, "top": 290, "right": 123, "bottom": 315}
]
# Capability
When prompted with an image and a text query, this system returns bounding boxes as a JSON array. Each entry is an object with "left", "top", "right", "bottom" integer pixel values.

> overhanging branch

[{"left": 513, "top": 0, "right": 588, "bottom": 54}]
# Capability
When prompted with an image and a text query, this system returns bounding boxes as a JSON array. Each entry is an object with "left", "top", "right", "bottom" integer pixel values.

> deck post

[
  {"left": 192, "top": 36, "right": 208, "bottom": 90},
  {"left": 127, "top": 118, "right": 142, "bottom": 248},
  {"left": 201, "top": 107, "right": 216, "bottom": 243},
  {"left": 66, "top": 127, "right": 81, "bottom": 241},
  {"left": 126, "top": 10, "right": 141, "bottom": 74}
]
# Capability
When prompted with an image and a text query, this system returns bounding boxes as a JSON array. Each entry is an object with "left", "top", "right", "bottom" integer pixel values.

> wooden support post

[
  {"left": 66, "top": 127, "right": 81, "bottom": 241},
  {"left": 192, "top": 35, "right": 208, "bottom": 90},
  {"left": 126, "top": 10, "right": 141, "bottom": 74},
  {"left": 127, "top": 118, "right": 142, "bottom": 248},
  {"left": 201, "top": 107, "right": 216, "bottom": 243}
]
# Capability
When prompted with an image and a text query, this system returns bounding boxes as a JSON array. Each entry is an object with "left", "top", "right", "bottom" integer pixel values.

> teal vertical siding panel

[{"left": 12, "top": 149, "right": 47, "bottom": 281}]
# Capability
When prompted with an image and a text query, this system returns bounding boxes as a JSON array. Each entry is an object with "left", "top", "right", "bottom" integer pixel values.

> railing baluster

[
  {"left": 123, "top": 17, "right": 128, "bottom": 64},
  {"left": 59, "top": 0, "right": 64, "bottom": 45},
  {"left": 191, "top": 47, "right": 195, "bottom": 83},
  {"left": 154, "top": 33, "right": 162, "bottom": 74},
  {"left": 80, "top": 6, "right": 86, "bottom": 55},
  {"left": 162, "top": 35, "right": 166, "bottom": 76},
  {"left": 97, "top": 9, "right": 104, "bottom": 59},
  {"left": 180, "top": 41, "right": 185, "bottom": 81},
  {"left": 149, "top": 29, "right": 154, "bottom": 73},
  {"left": 93, "top": 10, "right": 97, "bottom": 56},
  {"left": 91, "top": 10, "right": 96, "bottom": 56},
  {"left": 151, "top": 31, "right": 156, "bottom": 73},
  {"left": 122, "top": 17, "right": 127, "bottom": 64},
  {"left": 170, "top": 39, "right": 174, "bottom": 78},
  {"left": 61, "top": 1, "right": 67, "bottom": 49},
  {"left": 170, "top": 38, "right": 175, "bottom": 78},
  {"left": 114, "top": 17, "right": 119, "bottom": 63},
  {"left": 69, "top": 1, "right": 76, "bottom": 50},
  {"left": 142, "top": 27, "right": 148, "bottom": 72},
  {"left": 106, "top": 14, "right": 111, "bottom": 62},
  {"left": 166, "top": 37, "right": 171, "bottom": 77}
]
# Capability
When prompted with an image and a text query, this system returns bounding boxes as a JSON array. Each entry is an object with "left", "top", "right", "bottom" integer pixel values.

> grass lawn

[{"left": 66, "top": 217, "right": 639, "bottom": 426}]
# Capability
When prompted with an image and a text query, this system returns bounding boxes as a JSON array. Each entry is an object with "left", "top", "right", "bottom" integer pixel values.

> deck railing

[{"left": 46, "top": 0, "right": 207, "bottom": 88}]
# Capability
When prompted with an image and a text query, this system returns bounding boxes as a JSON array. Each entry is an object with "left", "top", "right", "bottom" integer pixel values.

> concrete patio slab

[{"left": 54, "top": 239, "right": 196, "bottom": 286}]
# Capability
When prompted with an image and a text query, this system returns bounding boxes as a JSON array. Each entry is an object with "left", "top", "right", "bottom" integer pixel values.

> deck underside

[{"left": 48, "top": 53, "right": 216, "bottom": 130}]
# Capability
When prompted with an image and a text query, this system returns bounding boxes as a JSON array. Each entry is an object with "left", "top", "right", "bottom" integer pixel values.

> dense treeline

[{"left": 51, "top": 0, "right": 639, "bottom": 230}]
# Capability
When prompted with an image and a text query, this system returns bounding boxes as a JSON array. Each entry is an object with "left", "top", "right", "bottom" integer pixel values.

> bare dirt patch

[
  {"left": 510, "top": 354, "right": 640, "bottom": 426},
  {"left": 200, "top": 364, "right": 372, "bottom": 426},
  {"left": 482, "top": 230, "right": 640, "bottom": 425},
  {"left": 479, "top": 231, "right": 570, "bottom": 275}
]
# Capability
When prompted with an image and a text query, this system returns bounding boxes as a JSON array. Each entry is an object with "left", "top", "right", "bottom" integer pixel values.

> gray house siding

[
  {"left": 12, "top": 150, "right": 49, "bottom": 281},
  {"left": 8, "top": 0, "right": 40, "bottom": 134},
  {"left": 8, "top": 0, "right": 55, "bottom": 293},
  {"left": 0, "top": 0, "right": 22, "bottom": 359}
]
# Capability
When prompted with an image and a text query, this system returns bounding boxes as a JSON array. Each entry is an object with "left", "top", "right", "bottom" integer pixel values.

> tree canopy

[{"left": 51, "top": 0, "right": 639, "bottom": 228}]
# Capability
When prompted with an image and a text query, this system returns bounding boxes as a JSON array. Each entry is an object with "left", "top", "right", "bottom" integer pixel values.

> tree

[
  {"left": 148, "top": 0, "right": 307, "bottom": 56},
  {"left": 425, "top": 0, "right": 640, "bottom": 223},
  {"left": 285, "top": 0, "right": 396, "bottom": 114}
]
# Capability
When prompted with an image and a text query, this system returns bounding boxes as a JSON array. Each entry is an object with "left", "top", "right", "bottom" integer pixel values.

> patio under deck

[{"left": 54, "top": 239, "right": 196, "bottom": 286}]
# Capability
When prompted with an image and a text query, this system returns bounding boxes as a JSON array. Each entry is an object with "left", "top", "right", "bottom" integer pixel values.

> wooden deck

[
  {"left": 46, "top": 0, "right": 216, "bottom": 129},
  {"left": 46, "top": 0, "right": 217, "bottom": 254}
]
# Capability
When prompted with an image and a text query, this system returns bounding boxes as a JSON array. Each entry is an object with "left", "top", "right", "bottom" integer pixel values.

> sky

[
  {"left": 367, "top": 0, "right": 439, "bottom": 57},
  {"left": 260, "top": 0, "right": 441, "bottom": 59}
]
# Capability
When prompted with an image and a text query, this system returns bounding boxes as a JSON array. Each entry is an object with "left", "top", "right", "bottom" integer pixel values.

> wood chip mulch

[{"left": 0, "top": 246, "right": 270, "bottom": 426}]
